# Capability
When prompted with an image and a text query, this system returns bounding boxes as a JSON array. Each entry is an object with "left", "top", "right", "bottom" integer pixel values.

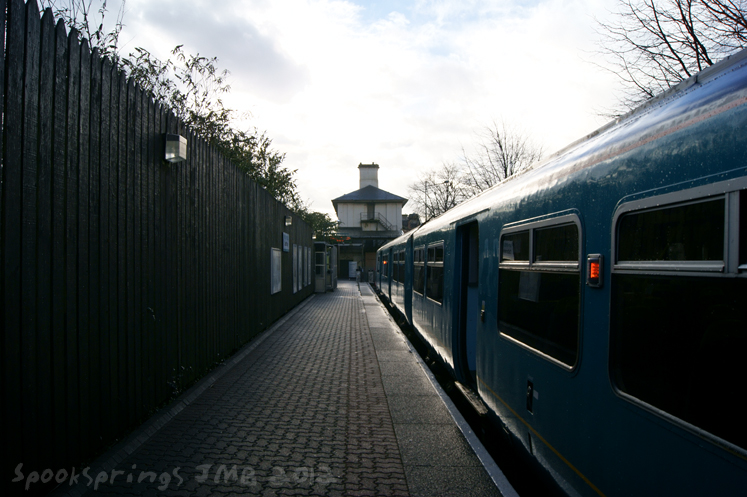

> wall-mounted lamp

[
  {"left": 165, "top": 134, "right": 188, "bottom": 163},
  {"left": 284, "top": 215, "right": 293, "bottom": 226}
]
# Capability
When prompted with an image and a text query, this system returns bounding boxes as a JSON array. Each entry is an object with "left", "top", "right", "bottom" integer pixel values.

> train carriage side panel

[
  {"left": 410, "top": 225, "right": 459, "bottom": 372},
  {"left": 473, "top": 53, "right": 747, "bottom": 497},
  {"left": 377, "top": 48, "right": 747, "bottom": 497},
  {"left": 379, "top": 233, "right": 410, "bottom": 318}
]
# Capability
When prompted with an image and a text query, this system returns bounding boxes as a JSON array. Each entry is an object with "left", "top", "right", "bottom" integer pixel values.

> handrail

[{"left": 360, "top": 211, "right": 396, "bottom": 231}]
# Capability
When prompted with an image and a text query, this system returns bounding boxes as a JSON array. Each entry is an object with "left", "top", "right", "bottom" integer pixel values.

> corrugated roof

[{"left": 331, "top": 185, "right": 408, "bottom": 205}]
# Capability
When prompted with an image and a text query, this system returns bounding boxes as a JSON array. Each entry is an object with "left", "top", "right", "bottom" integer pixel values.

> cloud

[
  {"left": 122, "top": 0, "right": 310, "bottom": 102},
  {"left": 189, "top": 18, "right": 311, "bottom": 102},
  {"left": 118, "top": 0, "right": 619, "bottom": 217}
]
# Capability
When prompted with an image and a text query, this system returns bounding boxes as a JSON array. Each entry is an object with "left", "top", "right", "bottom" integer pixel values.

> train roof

[
  {"left": 379, "top": 230, "right": 412, "bottom": 252},
  {"left": 546, "top": 47, "right": 747, "bottom": 166},
  {"left": 407, "top": 47, "right": 747, "bottom": 240}
]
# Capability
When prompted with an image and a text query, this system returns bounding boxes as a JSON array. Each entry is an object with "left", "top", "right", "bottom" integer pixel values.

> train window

[
  {"left": 426, "top": 242, "right": 445, "bottom": 304},
  {"left": 413, "top": 247, "right": 425, "bottom": 296},
  {"left": 617, "top": 198, "right": 724, "bottom": 263},
  {"left": 398, "top": 250, "right": 405, "bottom": 283},
  {"left": 498, "top": 217, "right": 581, "bottom": 368},
  {"left": 535, "top": 224, "right": 578, "bottom": 262},
  {"left": 611, "top": 188, "right": 747, "bottom": 451},
  {"left": 501, "top": 231, "right": 529, "bottom": 262}
]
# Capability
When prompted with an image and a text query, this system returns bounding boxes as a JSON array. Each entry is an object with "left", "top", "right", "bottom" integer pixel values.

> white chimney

[{"left": 358, "top": 163, "right": 379, "bottom": 189}]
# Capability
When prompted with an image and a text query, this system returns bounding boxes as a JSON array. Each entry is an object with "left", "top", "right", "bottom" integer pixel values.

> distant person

[{"left": 356, "top": 265, "right": 362, "bottom": 284}]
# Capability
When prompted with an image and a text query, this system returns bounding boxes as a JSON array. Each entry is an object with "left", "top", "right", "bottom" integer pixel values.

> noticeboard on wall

[
  {"left": 282, "top": 232, "right": 290, "bottom": 252},
  {"left": 271, "top": 248, "right": 282, "bottom": 294},
  {"left": 293, "top": 243, "right": 298, "bottom": 293}
]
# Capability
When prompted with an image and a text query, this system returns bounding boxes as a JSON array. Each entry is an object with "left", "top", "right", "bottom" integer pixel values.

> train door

[
  {"left": 376, "top": 253, "right": 381, "bottom": 289},
  {"left": 387, "top": 248, "right": 393, "bottom": 299},
  {"left": 456, "top": 222, "right": 479, "bottom": 385},
  {"left": 405, "top": 236, "right": 413, "bottom": 323},
  {"left": 381, "top": 250, "right": 390, "bottom": 298}
]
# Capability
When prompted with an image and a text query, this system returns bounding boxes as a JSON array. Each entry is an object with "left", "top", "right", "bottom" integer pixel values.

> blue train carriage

[
  {"left": 408, "top": 205, "right": 487, "bottom": 386},
  {"left": 376, "top": 243, "right": 388, "bottom": 294},
  {"left": 385, "top": 48, "right": 747, "bottom": 497},
  {"left": 379, "top": 233, "right": 413, "bottom": 322}
]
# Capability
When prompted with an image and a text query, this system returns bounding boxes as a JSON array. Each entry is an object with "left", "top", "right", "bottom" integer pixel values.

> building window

[{"left": 498, "top": 215, "right": 581, "bottom": 368}]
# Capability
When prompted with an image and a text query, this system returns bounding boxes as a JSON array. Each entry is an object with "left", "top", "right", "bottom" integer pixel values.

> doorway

[{"left": 457, "top": 222, "right": 479, "bottom": 385}]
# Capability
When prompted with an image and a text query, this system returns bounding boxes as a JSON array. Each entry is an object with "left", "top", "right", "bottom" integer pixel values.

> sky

[{"left": 111, "top": 0, "right": 621, "bottom": 218}]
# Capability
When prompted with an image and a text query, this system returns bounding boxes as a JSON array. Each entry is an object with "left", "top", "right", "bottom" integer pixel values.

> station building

[{"left": 332, "top": 163, "right": 407, "bottom": 280}]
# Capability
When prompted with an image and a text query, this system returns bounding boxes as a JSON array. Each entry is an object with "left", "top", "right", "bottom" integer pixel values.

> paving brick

[{"left": 54, "top": 281, "right": 504, "bottom": 497}]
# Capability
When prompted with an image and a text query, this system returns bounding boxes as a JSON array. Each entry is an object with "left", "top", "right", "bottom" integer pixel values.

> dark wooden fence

[{"left": 1, "top": 1, "right": 314, "bottom": 493}]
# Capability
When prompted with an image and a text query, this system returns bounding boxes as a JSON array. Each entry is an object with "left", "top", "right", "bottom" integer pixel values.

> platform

[{"left": 52, "top": 281, "right": 515, "bottom": 497}]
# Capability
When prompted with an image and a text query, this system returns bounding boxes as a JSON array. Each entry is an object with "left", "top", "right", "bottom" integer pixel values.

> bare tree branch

[
  {"left": 460, "top": 120, "right": 543, "bottom": 197},
  {"left": 596, "top": 0, "right": 747, "bottom": 115},
  {"left": 407, "top": 120, "right": 543, "bottom": 222},
  {"left": 408, "top": 162, "right": 468, "bottom": 222}
]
